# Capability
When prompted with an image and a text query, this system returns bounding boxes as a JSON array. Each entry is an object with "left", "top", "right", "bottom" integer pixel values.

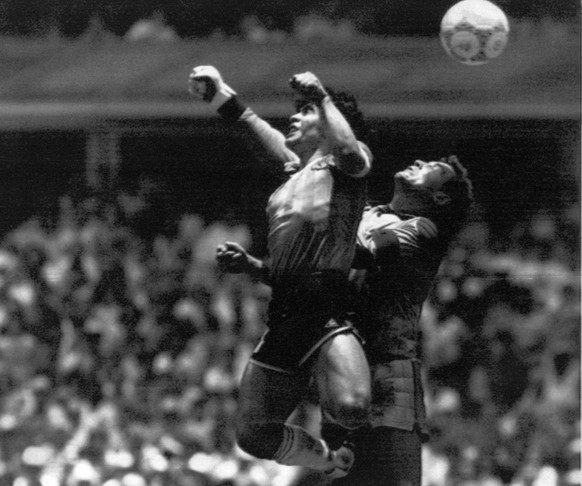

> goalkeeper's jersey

[
  {"left": 352, "top": 204, "right": 445, "bottom": 433},
  {"left": 354, "top": 205, "right": 443, "bottom": 362}
]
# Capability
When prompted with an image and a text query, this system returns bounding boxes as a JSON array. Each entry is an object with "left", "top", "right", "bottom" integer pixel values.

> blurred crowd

[
  {"left": 0, "top": 193, "right": 578, "bottom": 486},
  {"left": 420, "top": 206, "right": 580, "bottom": 486}
]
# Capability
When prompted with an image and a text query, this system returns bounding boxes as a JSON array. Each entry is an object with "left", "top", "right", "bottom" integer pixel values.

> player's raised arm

[
  {"left": 188, "top": 65, "right": 298, "bottom": 172},
  {"left": 289, "top": 72, "right": 371, "bottom": 178}
]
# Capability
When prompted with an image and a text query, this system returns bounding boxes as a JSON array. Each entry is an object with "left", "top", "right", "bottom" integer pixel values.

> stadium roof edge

[{"left": 0, "top": 101, "right": 577, "bottom": 131}]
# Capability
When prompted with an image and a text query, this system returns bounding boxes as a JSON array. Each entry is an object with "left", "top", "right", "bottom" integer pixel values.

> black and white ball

[{"left": 440, "top": 0, "right": 510, "bottom": 66}]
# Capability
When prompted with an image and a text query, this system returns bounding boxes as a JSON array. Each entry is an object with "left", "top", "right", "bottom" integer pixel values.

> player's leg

[
  {"left": 333, "top": 425, "right": 423, "bottom": 486},
  {"left": 314, "top": 332, "right": 371, "bottom": 447},
  {"left": 235, "top": 360, "right": 340, "bottom": 470}
]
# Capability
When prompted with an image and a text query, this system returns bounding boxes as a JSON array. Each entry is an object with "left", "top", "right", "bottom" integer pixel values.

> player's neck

[
  {"left": 390, "top": 195, "right": 429, "bottom": 217},
  {"left": 298, "top": 147, "right": 326, "bottom": 167}
]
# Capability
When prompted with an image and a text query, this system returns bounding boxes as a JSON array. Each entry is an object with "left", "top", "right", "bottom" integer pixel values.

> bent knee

[
  {"left": 329, "top": 392, "right": 371, "bottom": 429},
  {"left": 237, "top": 434, "right": 271, "bottom": 459}
]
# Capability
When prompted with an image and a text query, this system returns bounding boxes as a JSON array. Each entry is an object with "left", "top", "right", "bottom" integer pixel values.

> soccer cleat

[{"left": 324, "top": 444, "right": 355, "bottom": 479}]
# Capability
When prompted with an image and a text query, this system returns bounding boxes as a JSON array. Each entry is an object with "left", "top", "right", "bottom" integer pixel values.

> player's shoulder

[
  {"left": 350, "top": 141, "right": 373, "bottom": 178},
  {"left": 327, "top": 141, "right": 372, "bottom": 178},
  {"left": 405, "top": 216, "right": 439, "bottom": 240}
]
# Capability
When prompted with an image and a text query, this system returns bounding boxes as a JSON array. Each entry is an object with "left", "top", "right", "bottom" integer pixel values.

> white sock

[{"left": 273, "top": 424, "right": 333, "bottom": 470}]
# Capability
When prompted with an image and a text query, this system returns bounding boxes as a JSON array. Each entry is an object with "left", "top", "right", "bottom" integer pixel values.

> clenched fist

[
  {"left": 289, "top": 72, "right": 328, "bottom": 102},
  {"left": 188, "top": 65, "right": 236, "bottom": 103}
]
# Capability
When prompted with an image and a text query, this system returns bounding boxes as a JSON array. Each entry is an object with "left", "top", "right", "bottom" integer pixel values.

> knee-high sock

[{"left": 272, "top": 424, "right": 334, "bottom": 470}]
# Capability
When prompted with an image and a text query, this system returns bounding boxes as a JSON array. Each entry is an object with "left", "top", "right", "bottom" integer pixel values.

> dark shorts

[
  {"left": 250, "top": 313, "right": 361, "bottom": 374},
  {"left": 250, "top": 272, "right": 363, "bottom": 374}
]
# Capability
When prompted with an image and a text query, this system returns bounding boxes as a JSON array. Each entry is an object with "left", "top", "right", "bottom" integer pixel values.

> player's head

[
  {"left": 285, "top": 99, "right": 323, "bottom": 154},
  {"left": 285, "top": 87, "right": 368, "bottom": 154},
  {"left": 392, "top": 155, "right": 473, "bottom": 237}
]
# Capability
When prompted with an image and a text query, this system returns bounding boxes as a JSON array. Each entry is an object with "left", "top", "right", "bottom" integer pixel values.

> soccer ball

[{"left": 440, "top": 0, "right": 509, "bottom": 66}]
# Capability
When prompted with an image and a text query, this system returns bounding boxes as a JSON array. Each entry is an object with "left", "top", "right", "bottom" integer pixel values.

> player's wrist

[
  {"left": 318, "top": 93, "right": 332, "bottom": 104},
  {"left": 217, "top": 96, "right": 247, "bottom": 122},
  {"left": 210, "top": 88, "right": 234, "bottom": 110}
]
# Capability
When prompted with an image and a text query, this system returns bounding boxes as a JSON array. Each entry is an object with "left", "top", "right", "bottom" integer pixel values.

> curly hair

[
  {"left": 294, "top": 86, "right": 369, "bottom": 142},
  {"left": 326, "top": 87, "right": 369, "bottom": 142},
  {"left": 436, "top": 155, "right": 475, "bottom": 239}
]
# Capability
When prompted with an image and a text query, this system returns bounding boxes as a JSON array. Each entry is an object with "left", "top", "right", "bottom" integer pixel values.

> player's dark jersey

[
  {"left": 352, "top": 204, "right": 444, "bottom": 432},
  {"left": 354, "top": 205, "right": 443, "bottom": 361}
]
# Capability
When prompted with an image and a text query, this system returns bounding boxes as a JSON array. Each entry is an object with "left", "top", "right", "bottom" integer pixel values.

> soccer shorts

[
  {"left": 250, "top": 271, "right": 363, "bottom": 373},
  {"left": 249, "top": 313, "right": 362, "bottom": 373}
]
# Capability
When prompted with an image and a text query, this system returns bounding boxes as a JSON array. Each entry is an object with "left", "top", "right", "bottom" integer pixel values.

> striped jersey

[
  {"left": 267, "top": 156, "right": 368, "bottom": 278},
  {"left": 235, "top": 107, "right": 371, "bottom": 279}
]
